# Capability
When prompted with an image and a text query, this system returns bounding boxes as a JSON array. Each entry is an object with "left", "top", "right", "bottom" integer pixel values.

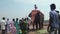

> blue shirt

[{"left": 50, "top": 10, "right": 59, "bottom": 28}]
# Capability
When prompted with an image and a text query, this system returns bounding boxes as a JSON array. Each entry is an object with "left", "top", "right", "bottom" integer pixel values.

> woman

[
  {"left": 15, "top": 18, "right": 20, "bottom": 34},
  {"left": 10, "top": 19, "right": 16, "bottom": 34},
  {"left": 6, "top": 19, "right": 11, "bottom": 34}
]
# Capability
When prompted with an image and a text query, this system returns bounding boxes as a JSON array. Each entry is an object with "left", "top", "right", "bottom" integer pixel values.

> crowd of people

[
  {"left": 0, "top": 3, "right": 60, "bottom": 34},
  {"left": 0, "top": 4, "right": 44, "bottom": 34},
  {"left": 0, "top": 17, "right": 30, "bottom": 34}
]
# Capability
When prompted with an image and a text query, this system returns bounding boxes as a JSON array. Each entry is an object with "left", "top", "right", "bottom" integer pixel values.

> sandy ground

[
  {"left": 0, "top": 26, "right": 48, "bottom": 34},
  {"left": 28, "top": 25, "right": 48, "bottom": 34}
]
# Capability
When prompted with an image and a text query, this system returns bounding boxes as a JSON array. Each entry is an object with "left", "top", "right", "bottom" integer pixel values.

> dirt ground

[
  {"left": 28, "top": 25, "right": 48, "bottom": 34},
  {"left": 0, "top": 23, "right": 48, "bottom": 34}
]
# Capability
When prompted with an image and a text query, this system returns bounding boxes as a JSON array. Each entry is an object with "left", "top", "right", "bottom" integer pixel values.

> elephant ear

[{"left": 28, "top": 13, "right": 31, "bottom": 17}]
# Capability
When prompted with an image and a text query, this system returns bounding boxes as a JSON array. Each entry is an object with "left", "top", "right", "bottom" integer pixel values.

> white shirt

[{"left": 1, "top": 20, "right": 6, "bottom": 30}]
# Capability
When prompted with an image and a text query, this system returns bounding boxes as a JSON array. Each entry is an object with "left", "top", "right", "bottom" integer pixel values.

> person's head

[
  {"left": 50, "top": 3, "right": 56, "bottom": 11},
  {"left": 2, "top": 17, "right": 5, "bottom": 20},
  {"left": 27, "top": 17, "right": 28, "bottom": 20},
  {"left": 16, "top": 18, "right": 18, "bottom": 21},
  {"left": 19, "top": 20, "right": 22, "bottom": 22},
  {"left": 22, "top": 18, "right": 24, "bottom": 20},
  {"left": 22, "top": 18, "right": 24, "bottom": 22},
  {"left": 12, "top": 18, "right": 15, "bottom": 22},
  {"left": 34, "top": 4, "right": 37, "bottom": 9},
  {"left": 7, "top": 18, "right": 9, "bottom": 21}
]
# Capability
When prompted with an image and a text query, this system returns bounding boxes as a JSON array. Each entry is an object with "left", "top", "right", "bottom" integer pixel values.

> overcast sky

[{"left": 0, "top": 0, "right": 60, "bottom": 20}]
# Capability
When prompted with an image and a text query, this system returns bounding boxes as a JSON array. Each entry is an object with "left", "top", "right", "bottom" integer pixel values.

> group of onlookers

[
  {"left": 0, "top": 17, "right": 30, "bottom": 34},
  {"left": 0, "top": 3, "right": 60, "bottom": 34}
]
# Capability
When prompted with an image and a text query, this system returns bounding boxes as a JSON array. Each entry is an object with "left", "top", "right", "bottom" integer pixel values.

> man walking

[{"left": 47, "top": 4, "right": 59, "bottom": 34}]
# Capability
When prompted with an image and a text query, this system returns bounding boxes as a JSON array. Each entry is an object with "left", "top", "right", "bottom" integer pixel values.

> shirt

[
  {"left": 1, "top": 20, "right": 6, "bottom": 30},
  {"left": 50, "top": 10, "right": 59, "bottom": 28}
]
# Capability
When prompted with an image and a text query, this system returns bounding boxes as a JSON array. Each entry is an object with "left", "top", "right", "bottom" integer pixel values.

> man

[
  {"left": 28, "top": 4, "right": 44, "bottom": 30},
  {"left": 1, "top": 17, "right": 6, "bottom": 34},
  {"left": 47, "top": 4, "right": 59, "bottom": 34}
]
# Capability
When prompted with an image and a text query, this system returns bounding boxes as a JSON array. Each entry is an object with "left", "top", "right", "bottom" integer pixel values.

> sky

[{"left": 0, "top": 0, "right": 60, "bottom": 20}]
